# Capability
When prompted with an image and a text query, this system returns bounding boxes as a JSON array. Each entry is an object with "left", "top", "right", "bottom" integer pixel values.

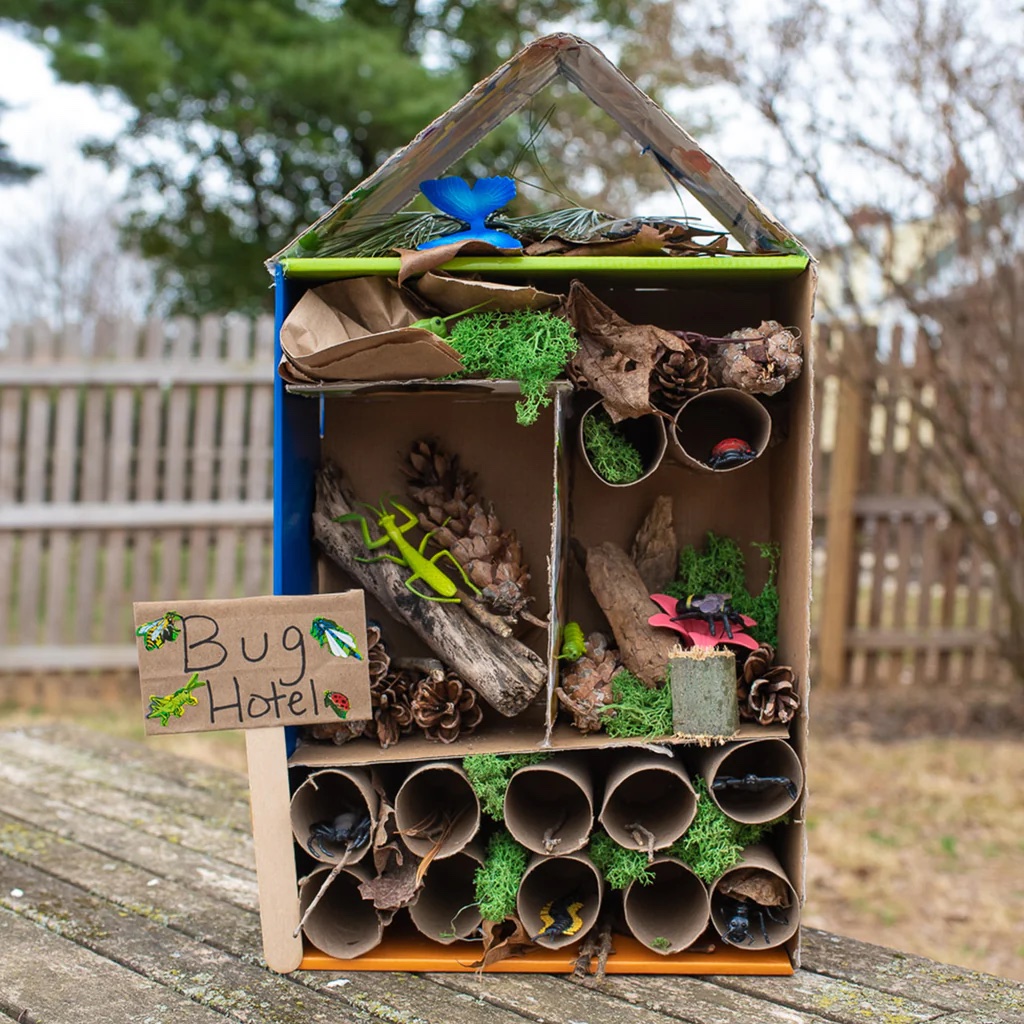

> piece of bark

[
  {"left": 314, "top": 462, "right": 546, "bottom": 717},
  {"left": 585, "top": 542, "right": 678, "bottom": 686},
  {"left": 630, "top": 496, "right": 677, "bottom": 594}
]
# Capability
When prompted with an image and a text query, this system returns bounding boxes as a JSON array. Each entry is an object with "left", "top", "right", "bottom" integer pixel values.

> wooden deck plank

[
  {"left": 0, "top": 741, "right": 255, "bottom": 871},
  {"left": 0, "top": 859, "right": 388, "bottom": 1024},
  {"left": 0, "top": 728, "right": 252, "bottom": 836},
  {"left": 19, "top": 720, "right": 252, "bottom": 806},
  {"left": 0, "top": 768, "right": 258, "bottom": 912},
  {"left": 0, "top": 907, "right": 230, "bottom": 1024},
  {"left": 709, "top": 970, "right": 944, "bottom": 1023},
  {"left": 800, "top": 929, "right": 1024, "bottom": 1022}
]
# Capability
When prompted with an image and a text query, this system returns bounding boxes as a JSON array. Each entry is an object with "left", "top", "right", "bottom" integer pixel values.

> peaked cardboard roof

[{"left": 270, "top": 33, "right": 805, "bottom": 265}]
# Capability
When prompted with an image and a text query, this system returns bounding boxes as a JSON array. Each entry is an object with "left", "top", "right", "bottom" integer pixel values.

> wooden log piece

[
  {"left": 667, "top": 648, "right": 739, "bottom": 738},
  {"left": 313, "top": 462, "right": 546, "bottom": 717},
  {"left": 585, "top": 541, "right": 678, "bottom": 685}
]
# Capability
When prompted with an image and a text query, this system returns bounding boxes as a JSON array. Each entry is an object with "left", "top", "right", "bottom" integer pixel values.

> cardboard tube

[
  {"left": 394, "top": 762, "right": 481, "bottom": 859},
  {"left": 710, "top": 844, "right": 799, "bottom": 949},
  {"left": 290, "top": 767, "right": 378, "bottom": 865},
  {"left": 698, "top": 738, "right": 803, "bottom": 824},
  {"left": 504, "top": 755, "right": 593, "bottom": 856},
  {"left": 298, "top": 864, "right": 383, "bottom": 958},
  {"left": 599, "top": 752, "right": 697, "bottom": 851},
  {"left": 623, "top": 857, "right": 709, "bottom": 955},
  {"left": 408, "top": 842, "right": 484, "bottom": 945},
  {"left": 517, "top": 852, "right": 604, "bottom": 950},
  {"left": 579, "top": 400, "right": 667, "bottom": 487},
  {"left": 668, "top": 387, "right": 770, "bottom": 473}
]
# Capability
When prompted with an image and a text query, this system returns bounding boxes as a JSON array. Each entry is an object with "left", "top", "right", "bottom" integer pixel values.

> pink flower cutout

[{"left": 648, "top": 594, "right": 760, "bottom": 651}]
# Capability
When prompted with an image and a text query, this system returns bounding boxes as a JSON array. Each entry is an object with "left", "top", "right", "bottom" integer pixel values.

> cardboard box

[
  {"left": 250, "top": 32, "right": 814, "bottom": 976},
  {"left": 248, "top": 254, "right": 813, "bottom": 974}
]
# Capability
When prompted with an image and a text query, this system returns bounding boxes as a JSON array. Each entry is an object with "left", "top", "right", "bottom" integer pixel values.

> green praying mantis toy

[{"left": 335, "top": 498, "right": 480, "bottom": 603}]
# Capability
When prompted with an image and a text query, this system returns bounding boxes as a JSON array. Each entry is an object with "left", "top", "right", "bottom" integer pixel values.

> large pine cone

[
  {"left": 403, "top": 439, "right": 531, "bottom": 618},
  {"left": 306, "top": 624, "right": 390, "bottom": 745},
  {"left": 410, "top": 668, "right": 483, "bottom": 743},
  {"left": 556, "top": 633, "right": 621, "bottom": 734},
  {"left": 707, "top": 320, "right": 803, "bottom": 396},
  {"left": 651, "top": 346, "right": 709, "bottom": 410},
  {"left": 737, "top": 644, "right": 800, "bottom": 725}
]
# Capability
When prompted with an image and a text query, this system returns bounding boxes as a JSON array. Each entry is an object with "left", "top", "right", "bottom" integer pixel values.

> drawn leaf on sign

[
  {"left": 310, "top": 617, "right": 363, "bottom": 659},
  {"left": 146, "top": 672, "right": 207, "bottom": 727}
]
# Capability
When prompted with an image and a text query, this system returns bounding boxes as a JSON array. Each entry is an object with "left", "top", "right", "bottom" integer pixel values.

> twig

[
  {"left": 541, "top": 809, "right": 567, "bottom": 854},
  {"left": 293, "top": 851, "right": 352, "bottom": 936},
  {"left": 627, "top": 822, "right": 657, "bottom": 863}
]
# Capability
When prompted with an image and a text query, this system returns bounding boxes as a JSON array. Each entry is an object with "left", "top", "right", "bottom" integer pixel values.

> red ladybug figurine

[{"left": 707, "top": 437, "right": 757, "bottom": 470}]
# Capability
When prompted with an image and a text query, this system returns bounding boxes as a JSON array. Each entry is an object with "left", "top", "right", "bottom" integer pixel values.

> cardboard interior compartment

[
  {"left": 622, "top": 856, "right": 709, "bottom": 954},
  {"left": 394, "top": 761, "right": 481, "bottom": 858},
  {"left": 517, "top": 852, "right": 604, "bottom": 950},
  {"left": 504, "top": 754, "right": 594, "bottom": 855},
  {"left": 258, "top": 255, "right": 814, "bottom": 975},
  {"left": 710, "top": 844, "right": 800, "bottom": 950},
  {"left": 698, "top": 737, "right": 804, "bottom": 824},
  {"left": 407, "top": 843, "right": 484, "bottom": 944},
  {"left": 289, "top": 767, "right": 378, "bottom": 864},
  {"left": 298, "top": 863, "right": 383, "bottom": 958},
  {"left": 599, "top": 751, "right": 696, "bottom": 850}
]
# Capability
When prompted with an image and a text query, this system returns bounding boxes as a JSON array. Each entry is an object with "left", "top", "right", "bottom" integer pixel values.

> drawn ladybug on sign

[
  {"left": 323, "top": 691, "right": 351, "bottom": 719},
  {"left": 706, "top": 437, "right": 756, "bottom": 470}
]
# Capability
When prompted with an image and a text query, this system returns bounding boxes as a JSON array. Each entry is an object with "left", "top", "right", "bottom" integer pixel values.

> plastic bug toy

[
  {"left": 335, "top": 498, "right": 481, "bottom": 603},
  {"left": 671, "top": 593, "right": 746, "bottom": 638},
  {"left": 533, "top": 893, "right": 585, "bottom": 940},
  {"left": 307, "top": 810, "right": 372, "bottom": 860},
  {"left": 707, "top": 437, "right": 756, "bottom": 470},
  {"left": 712, "top": 773, "right": 799, "bottom": 801},
  {"left": 718, "top": 896, "right": 788, "bottom": 946}
]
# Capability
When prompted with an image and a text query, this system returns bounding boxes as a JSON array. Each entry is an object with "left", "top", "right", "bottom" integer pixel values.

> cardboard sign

[{"left": 133, "top": 592, "right": 371, "bottom": 735}]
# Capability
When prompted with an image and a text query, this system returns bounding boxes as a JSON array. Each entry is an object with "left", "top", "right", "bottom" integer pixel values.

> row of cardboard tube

[{"left": 290, "top": 739, "right": 802, "bottom": 958}]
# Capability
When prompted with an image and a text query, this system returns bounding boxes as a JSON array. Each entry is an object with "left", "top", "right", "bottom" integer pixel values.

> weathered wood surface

[{"left": 1, "top": 724, "right": 1021, "bottom": 1024}]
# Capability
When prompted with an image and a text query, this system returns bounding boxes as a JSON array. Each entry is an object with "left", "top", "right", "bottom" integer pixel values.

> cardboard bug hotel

[{"left": 136, "top": 33, "right": 814, "bottom": 977}]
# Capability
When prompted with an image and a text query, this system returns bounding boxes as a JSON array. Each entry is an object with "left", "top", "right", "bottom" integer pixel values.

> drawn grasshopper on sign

[{"left": 335, "top": 498, "right": 480, "bottom": 603}]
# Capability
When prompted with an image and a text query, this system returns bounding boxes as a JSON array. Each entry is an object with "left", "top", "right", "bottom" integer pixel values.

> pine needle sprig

[
  {"left": 448, "top": 310, "right": 577, "bottom": 425},
  {"left": 474, "top": 829, "right": 529, "bottom": 922}
]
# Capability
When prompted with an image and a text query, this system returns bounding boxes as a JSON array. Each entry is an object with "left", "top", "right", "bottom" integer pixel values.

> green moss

[
  {"left": 588, "top": 831, "right": 655, "bottom": 890},
  {"left": 474, "top": 830, "right": 529, "bottom": 922},
  {"left": 601, "top": 670, "right": 673, "bottom": 739},
  {"left": 463, "top": 752, "right": 552, "bottom": 821},
  {"left": 664, "top": 533, "right": 781, "bottom": 646},
  {"left": 667, "top": 777, "right": 783, "bottom": 883},
  {"left": 650, "top": 936, "right": 672, "bottom": 951},
  {"left": 448, "top": 310, "right": 577, "bottom": 426},
  {"left": 582, "top": 409, "right": 644, "bottom": 483}
]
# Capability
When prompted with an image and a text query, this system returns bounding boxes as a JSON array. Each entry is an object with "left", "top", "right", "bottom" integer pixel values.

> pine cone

[
  {"left": 651, "top": 346, "right": 709, "bottom": 410},
  {"left": 556, "top": 633, "right": 621, "bottom": 733},
  {"left": 307, "top": 624, "right": 390, "bottom": 745},
  {"left": 707, "top": 320, "right": 803, "bottom": 396},
  {"left": 410, "top": 668, "right": 483, "bottom": 743},
  {"left": 737, "top": 643, "right": 800, "bottom": 726},
  {"left": 374, "top": 667, "right": 416, "bottom": 748},
  {"left": 402, "top": 439, "right": 532, "bottom": 618}
]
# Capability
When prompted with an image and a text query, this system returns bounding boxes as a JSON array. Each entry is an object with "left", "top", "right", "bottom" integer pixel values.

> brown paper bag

[{"left": 279, "top": 276, "right": 462, "bottom": 382}]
